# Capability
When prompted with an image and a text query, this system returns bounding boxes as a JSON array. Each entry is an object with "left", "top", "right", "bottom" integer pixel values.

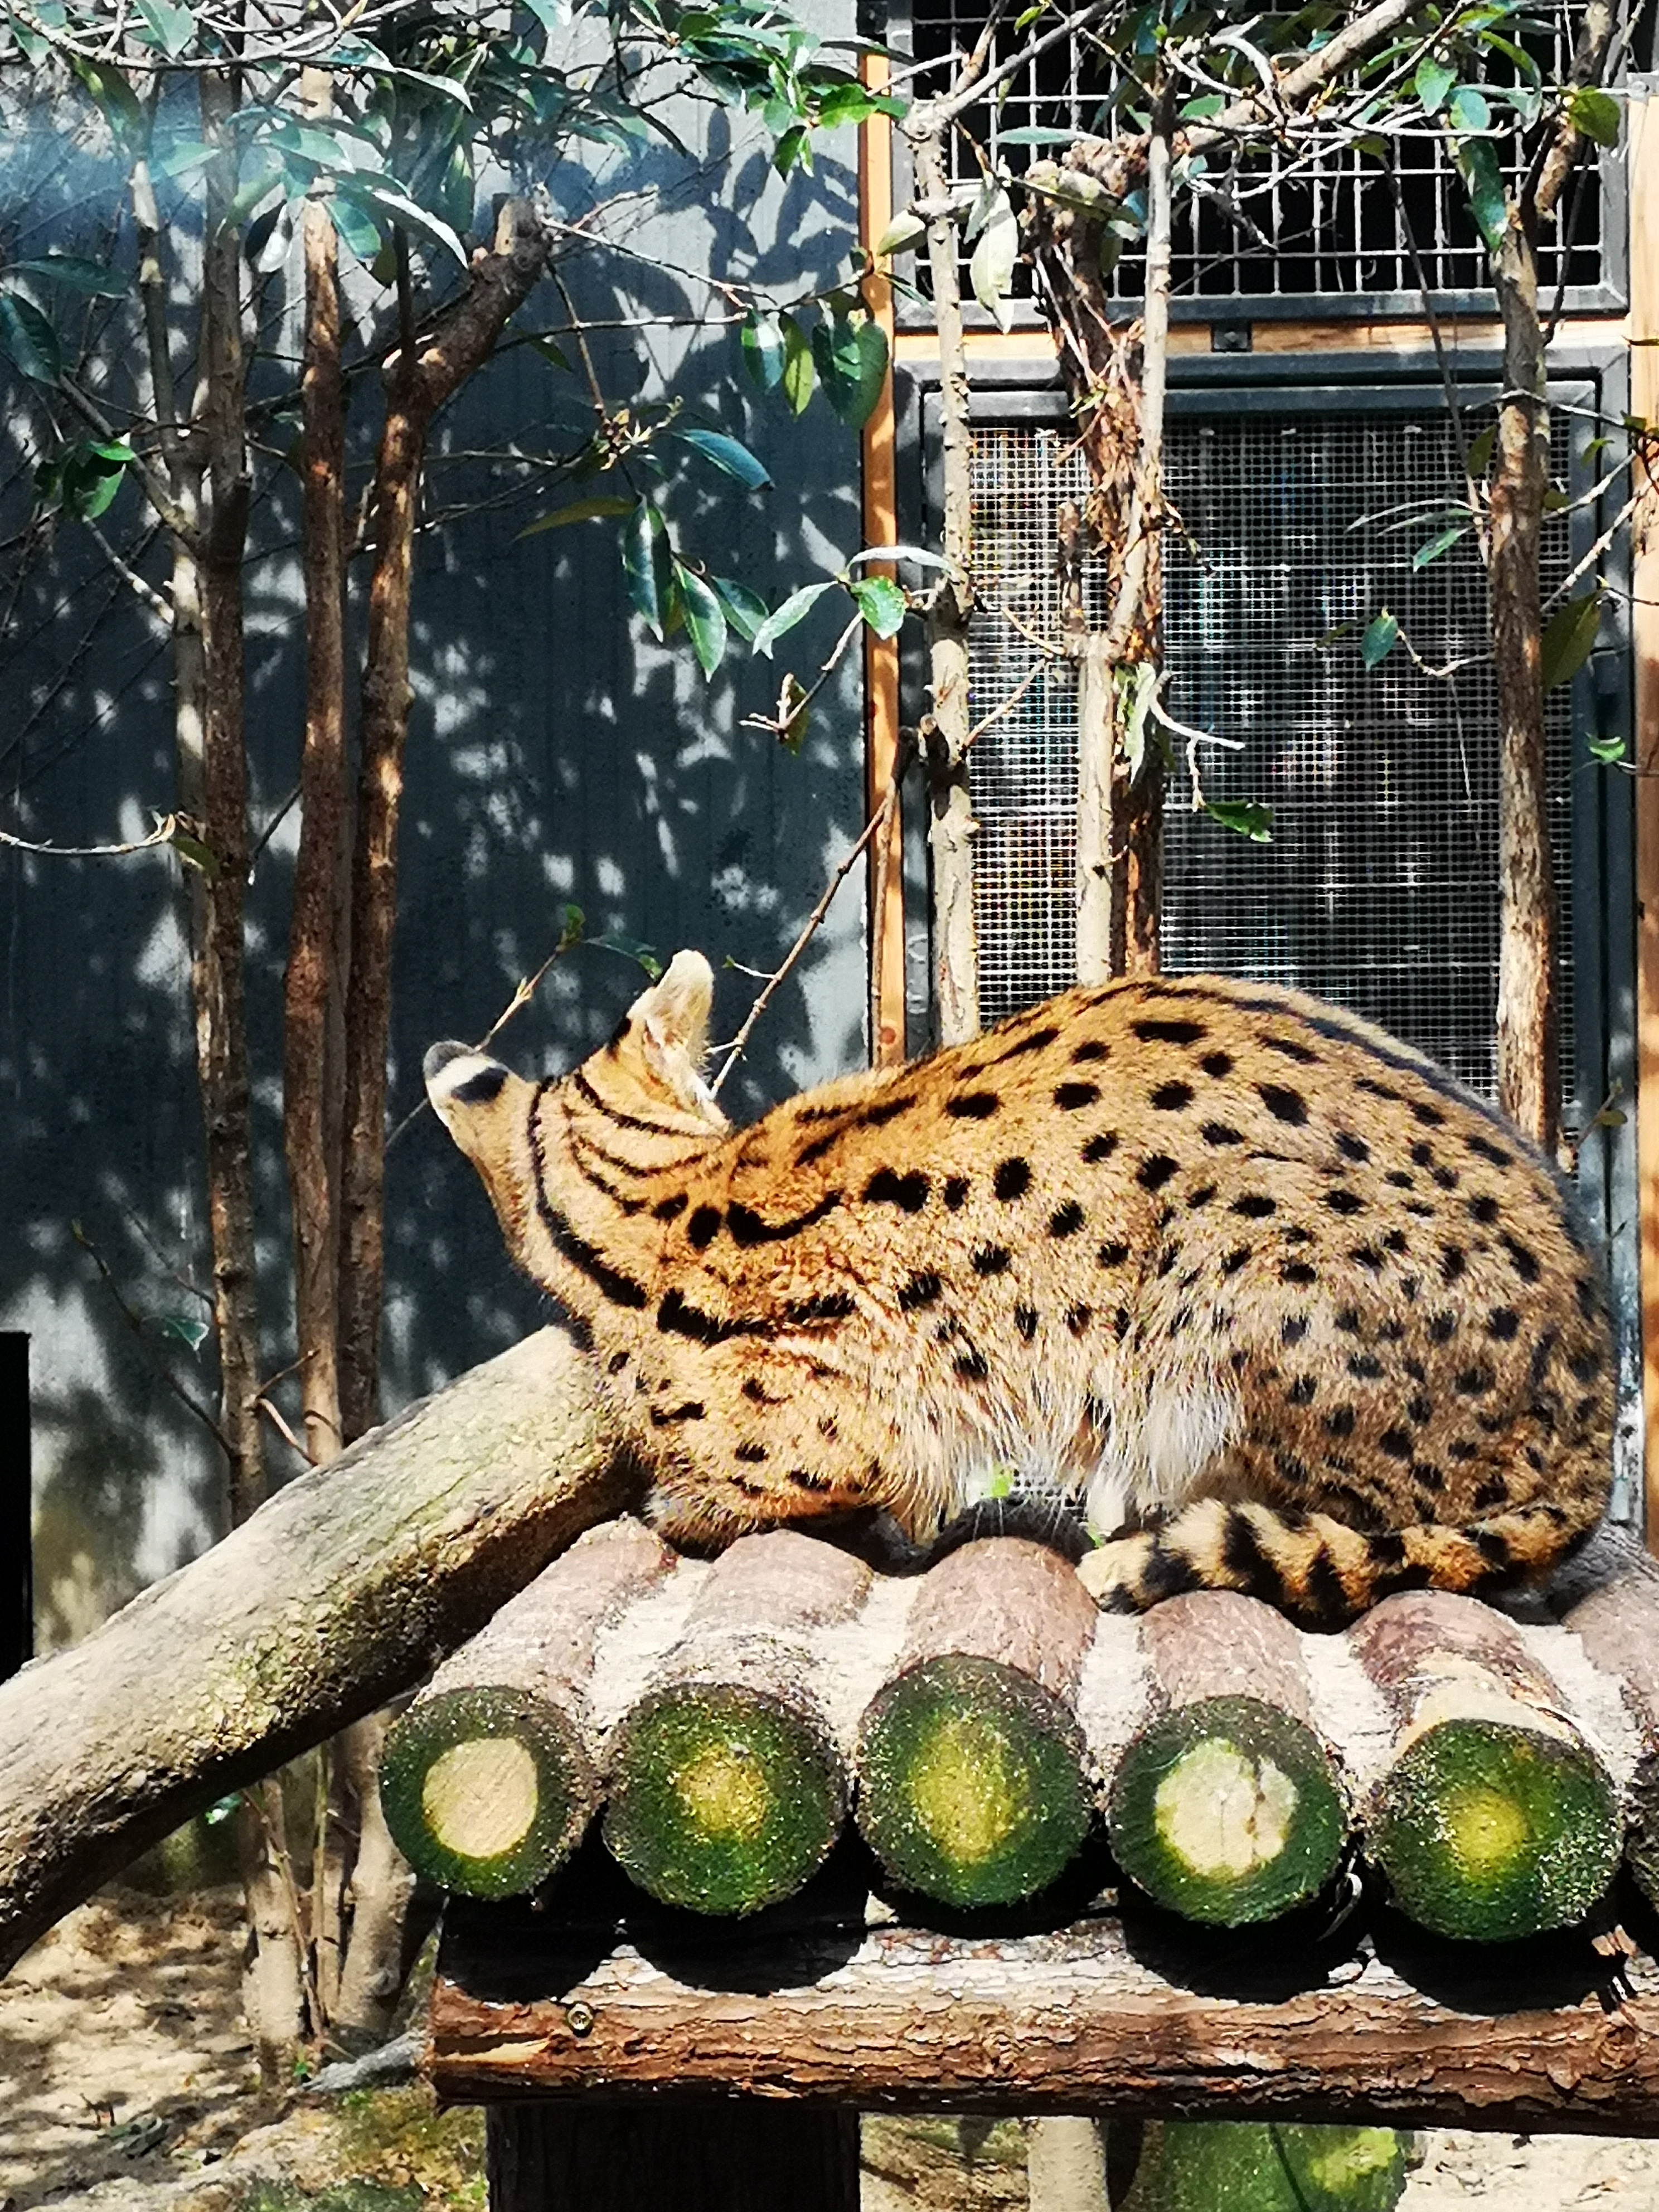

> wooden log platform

[{"left": 428, "top": 1844, "right": 1659, "bottom": 2135}]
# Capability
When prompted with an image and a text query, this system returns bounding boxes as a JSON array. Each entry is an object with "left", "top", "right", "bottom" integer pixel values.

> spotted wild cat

[{"left": 424, "top": 950, "right": 1612, "bottom": 1625}]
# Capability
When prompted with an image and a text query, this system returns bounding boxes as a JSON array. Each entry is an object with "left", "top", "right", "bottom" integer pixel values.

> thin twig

[
  {"left": 742, "top": 614, "right": 865, "bottom": 742},
  {"left": 712, "top": 737, "right": 915, "bottom": 1095},
  {"left": 0, "top": 813, "right": 182, "bottom": 860},
  {"left": 72, "top": 1221, "right": 230, "bottom": 1451}
]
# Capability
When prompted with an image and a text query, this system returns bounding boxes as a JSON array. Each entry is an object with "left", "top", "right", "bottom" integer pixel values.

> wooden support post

[
  {"left": 1631, "top": 75, "right": 1659, "bottom": 1555},
  {"left": 0, "top": 1335, "right": 28, "bottom": 1685},
  {"left": 860, "top": 59, "right": 906, "bottom": 1069},
  {"left": 486, "top": 2103, "right": 860, "bottom": 2212}
]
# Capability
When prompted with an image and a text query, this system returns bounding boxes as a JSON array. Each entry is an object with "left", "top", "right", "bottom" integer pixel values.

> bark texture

[
  {"left": 430, "top": 1884, "right": 1659, "bottom": 2128},
  {"left": 0, "top": 1325, "right": 623, "bottom": 1977},
  {"left": 338, "top": 198, "right": 553, "bottom": 1441}
]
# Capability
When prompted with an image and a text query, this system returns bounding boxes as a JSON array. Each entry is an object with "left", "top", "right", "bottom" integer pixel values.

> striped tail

[{"left": 1075, "top": 1492, "right": 1602, "bottom": 1629}]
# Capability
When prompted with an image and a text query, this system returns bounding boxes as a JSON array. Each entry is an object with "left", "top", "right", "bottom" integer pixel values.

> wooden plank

[
  {"left": 858, "top": 73, "right": 906, "bottom": 1069},
  {"left": 1631, "top": 79, "right": 1659, "bottom": 1556},
  {"left": 430, "top": 1880, "right": 1659, "bottom": 2134},
  {"left": 892, "top": 317, "right": 1624, "bottom": 370}
]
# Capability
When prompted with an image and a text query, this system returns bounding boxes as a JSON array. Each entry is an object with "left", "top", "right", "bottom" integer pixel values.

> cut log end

[
  {"left": 1108, "top": 1696, "right": 1346, "bottom": 1927},
  {"left": 1369, "top": 1719, "right": 1621, "bottom": 1943},
  {"left": 379, "top": 1685, "right": 598, "bottom": 1900},
  {"left": 602, "top": 1684, "right": 846, "bottom": 1917},
  {"left": 857, "top": 1653, "right": 1093, "bottom": 1909}
]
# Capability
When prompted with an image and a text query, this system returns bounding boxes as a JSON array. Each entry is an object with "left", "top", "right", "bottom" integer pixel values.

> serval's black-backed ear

[{"left": 423, "top": 1041, "right": 540, "bottom": 1232}]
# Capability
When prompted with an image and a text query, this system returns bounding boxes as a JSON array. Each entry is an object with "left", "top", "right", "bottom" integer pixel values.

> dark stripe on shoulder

[
  {"left": 573, "top": 1065, "right": 698, "bottom": 1138},
  {"left": 530, "top": 1090, "right": 650, "bottom": 1309}
]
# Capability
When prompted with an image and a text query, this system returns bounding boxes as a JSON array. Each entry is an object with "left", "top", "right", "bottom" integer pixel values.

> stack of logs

[{"left": 381, "top": 1519, "right": 1659, "bottom": 1944}]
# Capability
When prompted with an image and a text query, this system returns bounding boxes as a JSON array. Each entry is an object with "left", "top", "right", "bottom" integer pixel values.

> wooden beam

[
  {"left": 430, "top": 1881, "right": 1659, "bottom": 2135},
  {"left": 891, "top": 316, "right": 1626, "bottom": 370},
  {"left": 1632, "top": 79, "right": 1659, "bottom": 1556},
  {"left": 860, "top": 68, "right": 907, "bottom": 1069}
]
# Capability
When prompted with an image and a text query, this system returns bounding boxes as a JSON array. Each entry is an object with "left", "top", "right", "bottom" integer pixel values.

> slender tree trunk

[
  {"left": 287, "top": 168, "right": 350, "bottom": 1471},
  {"left": 1488, "top": 219, "right": 1558, "bottom": 1152},
  {"left": 336, "top": 198, "right": 552, "bottom": 1442},
  {"left": 910, "top": 121, "right": 979, "bottom": 1045}
]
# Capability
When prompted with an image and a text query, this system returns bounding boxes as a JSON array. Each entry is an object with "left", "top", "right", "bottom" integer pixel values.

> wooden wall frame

[{"left": 1631, "top": 76, "right": 1659, "bottom": 1554}]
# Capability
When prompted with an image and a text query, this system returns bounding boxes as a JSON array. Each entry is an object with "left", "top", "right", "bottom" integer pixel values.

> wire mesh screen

[
  {"left": 966, "top": 405, "right": 1577, "bottom": 1115},
  {"left": 909, "top": 0, "right": 1606, "bottom": 303}
]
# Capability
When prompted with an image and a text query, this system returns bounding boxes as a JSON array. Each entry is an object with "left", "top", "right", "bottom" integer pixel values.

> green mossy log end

[
  {"left": 1108, "top": 1696, "right": 1347, "bottom": 1926},
  {"left": 379, "top": 1684, "right": 598, "bottom": 1900},
  {"left": 1122, "top": 2122, "right": 1409, "bottom": 2212},
  {"left": 602, "top": 1683, "right": 846, "bottom": 1916},
  {"left": 856, "top": 1653, "right": 1093, "bottom": 1909},
  {"left": 1626, "top": 1750, "right": 1659, "bottom": 1911},
  {"left": 1369, "top": 1719, "right": 1621, "bottom": 1942}
]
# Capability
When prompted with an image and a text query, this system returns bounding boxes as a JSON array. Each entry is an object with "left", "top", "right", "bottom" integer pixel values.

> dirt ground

[{"left": 4, "top": 1888, "right": 1659, "bottom": 2211}]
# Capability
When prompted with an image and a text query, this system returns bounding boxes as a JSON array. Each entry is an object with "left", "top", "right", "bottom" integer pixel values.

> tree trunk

[
  {"left": 337, "top": 198, "right": 554, "bottom": 1445},
  {"left": 0, "top": 1323, "right": 625, "bottom": 1979},
  {"left": 910, "top": 122, "right": 979, "bottom": 1046},
  {"left": 1488, "top": 217, "right": 1558, "bottom": 1152}
]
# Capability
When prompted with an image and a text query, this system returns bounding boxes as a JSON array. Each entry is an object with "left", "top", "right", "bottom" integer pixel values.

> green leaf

[
  {"left": 1204, "top": 798, "right": 1273, "bottom": 843},
  {"left": 1361, "top": 611, "right": 1399, "bottom": 670},
  {"left": 676, "top": 564, "right": 729, "bottom": 676},
  {"left": 1414, "top": 56, "right": 1455, "bottom": 112},
  {"left": 1540, "top": 588, "right": 1602, "bottom": 689},
  {"left": 812, "top": 314, "right": 887, "bottom": 430},
  {"left": 156, "top": 1313, "right": 210, "bottom": 1351},
  {"left": 1454, "top": 137, "right": 1510, "bottom": 256},
  {"left": 751, "top": 579, "right": 833, "bottom": 658},
  {"left": 968, "top": 188, "right": 1018, "bottom": 331},
  {"left": 332, "top": 193, "right": 384, "bottom": 265},
  {"left": 59, "top": 439, "right": 134, "bottom": 520},
  {"left": 673, "top": 426, "right": 772, "bottom": 488},
  {"left": 69, "top": 58, "right": 147, "bottom": 155},
  {"left": 1447, "top": 85, "right": 1490, "bottom": 133},
  {"left": 589, "top": 932, "right": 662, "bottom": 979},
  {"left": 1568, "top": 85, "right": 1621, "bottom": 148},
  {"left": 203, "top": 1792, "right": 241, "bottom": 1828},
  {"left": 780, "top": 313, "right": 814, "bottom": 415},
  {"left": 10, "top": 255, "right": 128, "bottom": 297},
  {"left": 133, "top": 0, "right": 195, "bottom": 55},
  {"left": 997, "top": 124, "right": 1081, "bottom": 144},
  {"left": 741, "top": 312, "right": 786, "bottom": 393},
  {"left": 1412, "top": 523, "right": 1471, "bottom": 570},
  {"left": 0, "top": 293, "right": 60, "bottom": 382},
  {"left": 334, "top": 177, "right": 467, "bottom": 267},
  {"left": 1589, "top": 733, "right": 1627, "bottom": 766},
  {"left": 773, "top": 122, "right": 810, "bottom": 178},
  {"left": 1178, "top": 94, "right": 1226, "bottom": 122},
  {"left": 1464, "top": 423, "right": 1496, "bottom": 478},
  {"left": 529, "top": 334, "right": 571, "bottom": 373},
  {"left": 438, "top": 141, "right": 475, "bottom": 240},
  {"left": 517, "top": 495, "right": 635, "bottom": 537},
  {"left": 848, "top": 574, "right": 906, "bottom": 638},
  {"left": 875, "top": 209, "right": 928, "bottom": 255},
  {"left": 711, "top": 575, "right": 769, "bottom": 642},
  {"left": 623, "top": 499, "right": 673, "bottom": 639}
]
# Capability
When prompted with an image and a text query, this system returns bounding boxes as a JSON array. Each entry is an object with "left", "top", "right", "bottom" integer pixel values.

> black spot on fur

[
  {"left": 1487, "top": 1307, "right": 1520, "bottom": 1341},
  {"left": 1073, "top": 1040, "right": 1110, "bottom": 1064},
  {"left": 1221, "top": 1246, "right": 1251, "bottom": 1277},
  {"left": 1066, "top": 1303, "right": 1092, "bottom": 1336},
  {"left": 652, "top": 1192, "right": 688, "bottom": 1221},
  {"left": 1326, "top": 1405, "right": 1356, "bottom": 1437},
  {"left": 1468, "top": 1195, "right": 1500, "bottom": 1226},
  {"left": 1333, "top": 1307, "right": 1361, "bottom": 1333},
  {"left": 1282, "top": 1314, "right": 1309, "bottom": 1346},
  {"left": 987, "top": 1024, "right": 1060, "bottom": 1065},
  {"left": 1098, "top": 1239, "right": 1131, "bottom": 1268},
  {"left": 1260, "top": 1034, "right": 1320, "bottom": 1065},
  {"left": 1408, "top": 1395, "right": 1433, "bottom": 1425},
  {"left": 1428, "top": 1312, "right": 1458, "bottom": 1342},
  {"left": 1410, "top": 1100, "right": 1445, "bottom": 1126},
  {"left": 1335, "top": 1132, "right": 1370, "bottom": 1163},
  {"left": 783, "top": 1291, "right": 856, "bottom": 1325},
  {"left": 1502, "top": 1236, "right": 1541, "bottom": 1284},
  {"left": 1258, "top": 1083, "right": 1309, "bottom": 1126},
  {"left": 1379, "top": 1428, "right": 1411, "bottom": 1459},
  {"left": 1202, "top": 1122, "right": 1243, "bottom": 1147},
  {"left": 1448, "top": 1438, "right": 1478, "bottom": 1462},
  {"left": 1082, "top": 1132, "right": 1119, "bottom": 1164},
  {"left": 1223, "top": 1508, "right": 1276, "bottom": 1595},
  {"left": 898, "top": 1270, "right": 943, "bottom": 1312},
  {"left": 1055, "top": 1081, "right": 1100, "bottom": 1111},
  {"left": 1472, "top": 1477, "right": 1510, "bottom": 1511},
  {"left": 1015, "top": 1304, "right": 1039, "bottom": 1342},
  {"left": 1133, "top": 1017, "right": 1206, "bottom": 1046},
  {"left": 1200, "top": 1051, "right": 1235, "bottom": 1078},
  {"left": 726, "top": 1193, "right": 841, "bottom": 1246},
  {"left": 1049, "top": 1200, "right": 1086, "bottom": 1238},
  {"left": 944, "top": 1176, "right": 969, "bottom": 1210},
  {"left": 1350, "top": 1245, "right": 1384, "bottom": 1273},
  {"left": 1385, "top": 1170, "right": 1414, "bottom": 1190},
  {"left": 1188, "top": 1184, "right": 1217, "bottom": 1209},
  {"left": 1325, "top": 1189, "right": 1365, "bottom": 1217},
  {"left": 1569, "top": 1347, "right": 1602, "bottom": 1383},
  {"left": 1384, "top": 1229, "right": 1409, "bottom": 1255},
  {"left": 1287, "top": 1375, "right": 1316, "bottom": 1405},
  {"left": 1467, "top": 1134, "right": 1514, "bottom": 1167},
  {"left": 947, "top": 1092, "right": 1000, "bottom": 1119},
  {"left": 1281, "top": 1260, "right": 1317, "bottom": 1286},
  {"left": 954, "top": 1347, "right": 989, "bottom": 1381},
  {"left": 972, "top": 1244, "right": 1012, "bottom": 1276},
  {"left": 1440, "top": 1245, "right": 1467, "bottom": 1284},
  {"left": 736, "top": 1440, "right": 768, "bottom": 1462},
  {"left": 1232, "top": 1192, "right": 1276, "bottom": 1219},
  {"left": 1137, "top": 1154, "right": 1179, "bottom": 1192},
  {"left": 994, "top": 1157, "right": 1032, "bottom": 1202},
  {"left": 649, "top": 1400, "right": 707, "bottom": 1427},
  {"left": 1347, "top": 1354, "right": 1384, "bottom": 1381},
  {"left": 1151, "top": 1080, "right": 1195, "bottom": 1112},
  {"left": 1456, "top": 1365, "right": 1495, "bottom": 1395},
  {"left": 865, "top": 1167, "right": 929, "bottom": 1213}
]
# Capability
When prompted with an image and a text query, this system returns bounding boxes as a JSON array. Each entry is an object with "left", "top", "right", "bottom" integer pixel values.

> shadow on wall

[{"left": 0, "top": 86, "right": 870, "bottom": 1643}]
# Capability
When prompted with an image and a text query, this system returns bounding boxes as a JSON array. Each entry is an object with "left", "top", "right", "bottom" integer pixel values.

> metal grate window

[
  {"left": 906, "top": 0, "right": 1607, "bottom": 304},
  {"left": 966, "top": 403, "right": 1577, "bottom": 1115}
]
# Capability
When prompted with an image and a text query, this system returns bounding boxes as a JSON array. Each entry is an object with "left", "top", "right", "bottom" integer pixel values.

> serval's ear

[
  {"left": 421, "top": 1040, "right": 539, "bottom": 1236},
  {"left": 629, "top": 950, "right": 715, "bottom": 1065}
]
